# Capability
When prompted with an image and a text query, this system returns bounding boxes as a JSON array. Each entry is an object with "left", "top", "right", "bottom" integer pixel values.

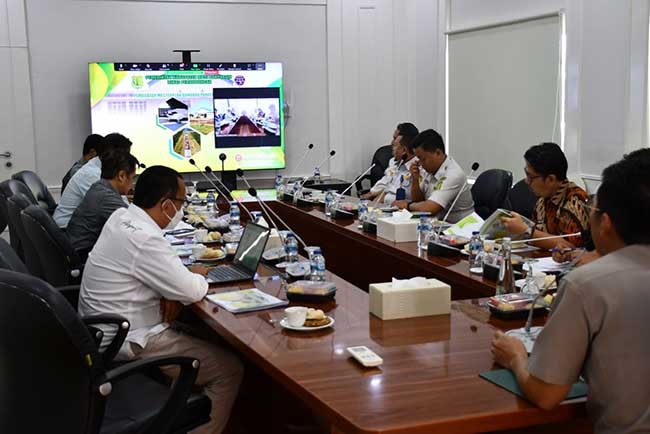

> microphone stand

[
  {"left": 237, "top": 170, "right": 307, "bottom": 249},
  {"left": 188, "top": 159, "right": 231, "bottom": 203},
  {"left": 284, "top": 143, "right": 315, "bottom": 184},
  {"left": 205, "top": 166, "right": 255, "bottom": 222},
  {"left": 433, "top": 162, "right": 480, "bottom": 240},
  {"left": 329, "top": 164, "right": 375, "bottom": 219}
]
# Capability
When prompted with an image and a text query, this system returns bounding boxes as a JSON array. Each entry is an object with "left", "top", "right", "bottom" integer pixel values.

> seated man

[
  {"left": 54, "top": 132, "right": 132, "bottom": 228},
  {"left": 393, "top": 129, "right": 474, "bottom": 223},
  {"left": 61, "top": 134, "right": 104, "bottom": 192},
  {"left": 361, "top": 122, "right": 419, "bottom": 202},
  {"left": 501, "top": 142, "right": 589, "bottom": 251},
  {"left": 491, "top": 148, "right": 650, "bottom": 433},
  {"left": 66, "top": 149, "right": 138, "bottom": 260},
  {"left": 78, "top": 166, "right": 243, "bottom": 434}
]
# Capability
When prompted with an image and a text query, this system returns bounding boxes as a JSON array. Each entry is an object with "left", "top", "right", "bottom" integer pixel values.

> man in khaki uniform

[{"left": 491, "top": 148, "right": 650, "bottom": 434}]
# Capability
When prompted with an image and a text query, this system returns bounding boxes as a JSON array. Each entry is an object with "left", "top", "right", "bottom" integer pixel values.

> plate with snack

[
  {"left": 486, "top": 293, "right": 550, "bottom": 319},
  {"left": 199, "top": 231, "right": 223, "bottom": 245},
  {"left": 191, "top": 247, "right": 227, "bottom": 263},
  {"left": 280, "top": 308, "right": 335, "bottom": 331}
]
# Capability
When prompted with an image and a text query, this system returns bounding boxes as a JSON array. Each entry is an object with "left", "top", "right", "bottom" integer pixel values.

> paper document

[{"left": 206, "top": 288, "right": 288, "bottom": 313}]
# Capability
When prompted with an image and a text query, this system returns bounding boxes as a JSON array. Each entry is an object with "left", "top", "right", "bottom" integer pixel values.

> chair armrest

[
  {"left": 82, "top": 314, "right": 130, "bottom": 363},
  {"left": 100, "top": 356, "right": 201, "bottom": 434},
  {"left": 56, "top": 284, "right": 80, "bottom": 309}
]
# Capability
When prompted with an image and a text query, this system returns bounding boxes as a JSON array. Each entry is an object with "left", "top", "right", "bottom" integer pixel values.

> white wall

[
  {"left": 25, "top": 0, "right": 329, "bottom": 186},
  {"left": 11, "top": 0, "right": 650, "bottom": 188}
]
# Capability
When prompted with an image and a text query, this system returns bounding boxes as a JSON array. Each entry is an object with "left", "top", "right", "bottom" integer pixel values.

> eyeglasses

[
  {"left": 524, "top": 169, "right": 544, "bottom": 181},
  {"left": 166, "top": 196, "right": 188, "bottom": 207},
  {"left": 586, "top": 196, "right": 603, "bottom": 214}
]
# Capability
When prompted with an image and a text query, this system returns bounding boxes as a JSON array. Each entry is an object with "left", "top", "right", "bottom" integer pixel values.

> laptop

[{"left": 207, "top": 222, "right": 271, "bottom": 283}]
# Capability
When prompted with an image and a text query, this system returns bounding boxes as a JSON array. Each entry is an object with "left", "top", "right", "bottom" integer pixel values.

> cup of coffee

[
  {"left": 194, "top": 229, "right": 208, "bottom": 243},
  {"left": 285, "top": 306, "right": 308, "bottom": 327}
]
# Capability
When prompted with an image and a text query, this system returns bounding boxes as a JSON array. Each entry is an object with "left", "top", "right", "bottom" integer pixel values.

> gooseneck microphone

[
  {"left": 206, "top": 165, "right": 255, "bottom": 221},
  {"left": 188, "top": 158, "right": 231, "bottom": 200},
  {"left": 336, "top": 163, "right": 376, "bottom": 203},
  {"left": 434, "top": 161, "right": 480, "bottom": 239},
  {"left": 297, "top": 149, "right": 337, "bottom": 187},
  {"left": 284, "top": 143, "right": 315, "bottom": 183},
  {"left": 219, "top": 153, "right": 227, "bottom": 171},
  {"left": 237, "top": 169, "right": 307, "bottom": 248}
]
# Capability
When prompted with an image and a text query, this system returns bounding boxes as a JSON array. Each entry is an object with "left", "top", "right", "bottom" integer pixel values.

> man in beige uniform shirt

[{"left": 491, "top": 148, "right": 650, "bottom": 434}]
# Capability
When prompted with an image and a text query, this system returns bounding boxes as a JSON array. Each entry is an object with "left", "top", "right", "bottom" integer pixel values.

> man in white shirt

[
  {"left": 393, "top": 129, "right": 474, "bottom": 223},
  {"left": 79, "top": 166, "right": 242, "bottom": 434},
  {"left": 54, "top": 133, "right": 132, "bottom": 228},
  {"left": 361, "top": 122, "right": 419, "bottom": 202}
]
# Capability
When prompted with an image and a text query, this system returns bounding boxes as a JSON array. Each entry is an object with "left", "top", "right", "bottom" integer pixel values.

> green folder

[{"left": 480, "top": 369, "right": 588, "bottom": 400}]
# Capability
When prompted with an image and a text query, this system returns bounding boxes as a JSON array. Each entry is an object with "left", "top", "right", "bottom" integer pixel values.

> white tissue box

[
  {"left": 376, "top": 217, "right": 419, "bottom": 243},
  {"left": 369, "top": 279, "right": 451, "bottom": 320},
  {"left": 265, "top": 229, "right": 283, "bottom": 251}
]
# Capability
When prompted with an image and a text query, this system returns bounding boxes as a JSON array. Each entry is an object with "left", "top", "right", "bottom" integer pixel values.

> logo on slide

[
  {"left": 131, "top": 76, "right": 144, "bottom": 89},
  {"left": 234, "top": 75, "right": 246, "bottom": 86}
]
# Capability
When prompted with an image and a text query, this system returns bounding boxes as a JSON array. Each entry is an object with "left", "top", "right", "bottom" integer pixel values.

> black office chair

[
  {"left": 355, "top": 145, "right": 393, "bottom": 196},
  {"left": 0, "top": 269, "right": 211, "bottom": 434},
  {"left": 6, "top": 194, "right": 43, "bottom": 276},
  {"left": 12, "top": 170, "right": 58, "bottom": 214},
  {"left": 20, "top": 205, "right": 84, "bottom": 287},
  {"left": 0, "top": 237, "right": 28, "bottom": 274},
  {"left": 470, "top": 169, "right": 513, "bottom": 219},
  {"left": 503, "top": 179, "right": 538, "bottom": 220},
  {"left": 0, "top": 179, "right": 38, "bottom": 244}
]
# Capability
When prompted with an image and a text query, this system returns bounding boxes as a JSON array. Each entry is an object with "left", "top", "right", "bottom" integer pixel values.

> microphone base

[
  {"left": 505, "top": 327, "right": 543, "bottom": 353},
  {"left": 281, "top": 193, "right": 294, "bottom": 202},
  {"left": 361, "top": 220, "right": 377, "bottom": 234},
  {"left": 427, "top": 240, "right": 463, "bottom": 257},
  {"left": 221, "top": 170, "right": 237, "bottom": 192},
  {"left": 331, "top": 208, "right": 355, "bottom": 219}
]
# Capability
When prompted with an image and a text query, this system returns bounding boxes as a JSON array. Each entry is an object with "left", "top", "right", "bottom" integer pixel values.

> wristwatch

[
  {"left": 524, "top": 223, "right": 535, "bottom": 239},
  {"left": 406, "top": 201, "right": 413, "bottom": 211}
]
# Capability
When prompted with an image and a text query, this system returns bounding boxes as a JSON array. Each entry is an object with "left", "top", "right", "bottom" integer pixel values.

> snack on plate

[
  {"left": 207, "top": 231, "right": 222, "bottom": 241},
  {"left": 304, "top": 308, "right": 330, "bottom": 327},
  {"left": 201, "top": 248, "right": 225, "bottom": 259},
  {"left": 187, "top": 215, "right": 203, "bottom": 225}
]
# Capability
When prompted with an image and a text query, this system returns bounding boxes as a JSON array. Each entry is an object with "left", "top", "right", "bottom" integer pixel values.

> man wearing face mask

[{"left": 78, "top": 166, "right": 243, "bottom": 434}]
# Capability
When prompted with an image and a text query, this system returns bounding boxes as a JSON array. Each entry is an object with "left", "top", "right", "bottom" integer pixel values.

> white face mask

[{"left": 163, "top": 199, "right": 184, "bottom": 230}]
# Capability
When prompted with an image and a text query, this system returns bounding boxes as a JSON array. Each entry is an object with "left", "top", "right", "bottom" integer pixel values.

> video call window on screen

[{"left": 213, "top": 87, "right": 281, "bottom": 149}]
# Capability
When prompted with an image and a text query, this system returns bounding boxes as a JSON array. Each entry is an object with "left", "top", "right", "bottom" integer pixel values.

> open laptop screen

[{"left": 233, "top": 223, "right": 270, "bottom": 273}]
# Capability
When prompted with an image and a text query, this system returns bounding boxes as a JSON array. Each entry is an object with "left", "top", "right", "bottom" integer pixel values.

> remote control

[{"left": 347, "top": 346, "right": 383, "bottom": 367}]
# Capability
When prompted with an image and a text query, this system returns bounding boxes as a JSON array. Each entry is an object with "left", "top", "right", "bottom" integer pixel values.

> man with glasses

[
  {"left": 491, "top": 148, "right": 650, "bottom": 433},
  {"left": 501, "top": 142, "right": 590, "bottom": 250},
  {"left": 361, "top": 122, "right": 419, "bottom": 203},
  {"left": 79, "top": 166, "right": 243, "bottom": 434}
]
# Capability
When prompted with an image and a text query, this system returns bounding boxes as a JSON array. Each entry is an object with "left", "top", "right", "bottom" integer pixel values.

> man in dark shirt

[
  {"left": 61, "top": 134, "right": 105, "bottom": 192},
  {"left": 67, "top": 149, "right": 138, "bottom": 259}
]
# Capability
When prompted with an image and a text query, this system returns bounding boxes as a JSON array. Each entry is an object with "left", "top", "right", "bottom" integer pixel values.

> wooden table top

[
  {"left": 262, "top": 200, "right": 503, "bottom": 299},
  {"left": 193, "top": 263, "right": 584, "bottom": 434}
]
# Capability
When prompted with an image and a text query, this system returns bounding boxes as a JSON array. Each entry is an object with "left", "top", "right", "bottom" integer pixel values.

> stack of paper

[{"left": 206, "top": 288, "right": 288, "bottom": 313}]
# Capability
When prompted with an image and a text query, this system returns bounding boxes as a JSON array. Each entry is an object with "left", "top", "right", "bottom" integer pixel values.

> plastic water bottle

[
  {"left": 206, "top": 189, "right": 216, "bottom": 208},
  {"left": 251, "top": 211, "right": 263, "bottom": 224},
  {"left": 229, "top": 201, "right": 241, "bottom": 230},
  {"left": 285, "top": 233, "right": 299, "bottom": 263},
  {"left": 496, "top": 237, "right": 516, "bottom": 295},
  {"left": 358, "top": 199, "right": 369, "bottom": 222},
  {"left": 292, "top": 182, "right": 302, "bottom": 204},
  {"left": 324, "top": 190, "right": 334, "bottom": 217},
  {"left": 310, "top": 248, "right": 326, "bottom": 281},
  {"left": 468, "top": 231, "right": 484, "bottom": 274},
  {"left": 417, "top": 216, "right": 431, "bottom": 250},
  {"left": 313, "top": 166, "right": 321, "bottom": 183},
  {"left": 274, "top": 174, "right": 284, "bottom": 197}
]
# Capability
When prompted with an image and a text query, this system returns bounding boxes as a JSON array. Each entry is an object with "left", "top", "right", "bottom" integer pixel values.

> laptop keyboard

[{"left": 208, "top": 265, "right": 250, "bottom": 281}]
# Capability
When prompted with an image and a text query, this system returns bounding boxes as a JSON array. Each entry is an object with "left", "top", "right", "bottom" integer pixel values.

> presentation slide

[{"left": 89, "top": 62, "right": 285, "bottom": 172}]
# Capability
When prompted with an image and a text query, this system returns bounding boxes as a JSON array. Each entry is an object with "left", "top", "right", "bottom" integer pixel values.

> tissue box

[
  {"left": 376, "top": 217, "right": 419, "bottom": 243},
  {"left": 369, "top": 279, "right": 451, "bottom": 320}
]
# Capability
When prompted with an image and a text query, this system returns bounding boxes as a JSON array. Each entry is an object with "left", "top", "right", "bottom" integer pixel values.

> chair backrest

[
  {"left": 0, "top": 179, "right": 38, "bottom": 237},
  {"left": 471, "top": 169, "right": 513, "bottom": 219},
  {"left": 21, "top": 205, "right": 83, "bottom": 287},
  {"left": 0, "top": 238, "right": 28, "bottom": 273},
  {"left": 370, "top": 145, "right": 394, "bottom": 186},
  {"left": 503, "top": 179, "right": 538, "bottom": 220},
  {"left": 12, "top": 170, "right": 57, "bottom": 213},
  {"left": 6, "top": 194, "right": 43, "bottom": 276},
  {"left": 0, "top": 269, "right": 105, "bottom": 434}
]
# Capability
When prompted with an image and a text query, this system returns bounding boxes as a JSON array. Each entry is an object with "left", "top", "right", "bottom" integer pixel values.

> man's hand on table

[
  {"left": 491, "top": 330, "right": 528, "bottom": 370},
  {"left": 189, "top": 264, "right": 211, "bottom": 276}
]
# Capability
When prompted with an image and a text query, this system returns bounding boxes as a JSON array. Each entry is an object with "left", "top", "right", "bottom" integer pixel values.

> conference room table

[
  {"left": 250, "top": 198, "right": 497, "bottom": 299},
  {"left": 192, "top": 261, "right": 589, "bottom": 434}
]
